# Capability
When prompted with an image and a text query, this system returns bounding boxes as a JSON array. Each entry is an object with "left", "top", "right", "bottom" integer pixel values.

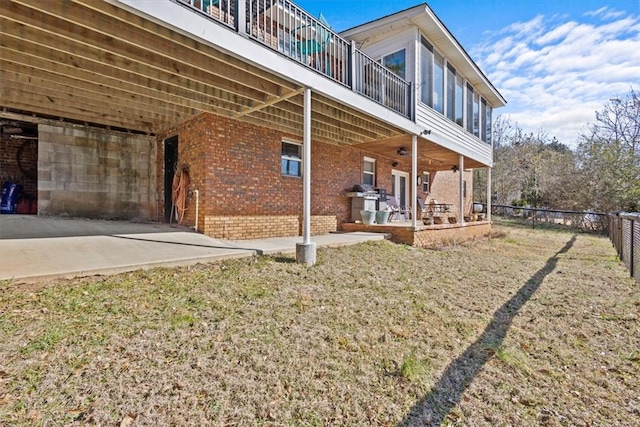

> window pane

[
  {"left": 446, "top": 64, "right": 455, "bottom": 121},
  {"left": 473, "top": 92, "right": 480, "bottom": 137},
  {"left": 480, "top": 98, "right": 487, "bottom": 142},
  {"left": 282, "top": 142, "right": 301, "bottom": 158},
  {"left": 455, "top": 75, "right": 464, "bottom": 127},
  {"left": 466, "top": 84, "right": 474, "bottom": 133},
  {"left": 282, "top": 159, "right": 300, "bottom": 177},
  {"left": 363, "top": 160, "right": 374, "bottom": 173},
  {"left": 420, "top": 39, "right": 433, "bottom": 105},
  {"left": 485, "top": 105, "right": 493, "bottom": 145},
  {"left": 433, "top": 52, "right": 444, "bottom": 114},
  {"left": 383, "top": 49, "right": 406, "bottom": 79},
  {"left": 363, "top": 173, "right": 374, "bottom": 186}
]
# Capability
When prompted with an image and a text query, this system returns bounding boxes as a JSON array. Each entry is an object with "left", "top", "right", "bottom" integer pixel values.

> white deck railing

[{"left": 177, "top": 0, "right": 412, "bottom": 119}]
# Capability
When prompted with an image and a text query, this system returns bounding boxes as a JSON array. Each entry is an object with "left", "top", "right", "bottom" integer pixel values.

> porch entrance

[{"left": 391, "top": 169, "right": 410, "bottom": 219}]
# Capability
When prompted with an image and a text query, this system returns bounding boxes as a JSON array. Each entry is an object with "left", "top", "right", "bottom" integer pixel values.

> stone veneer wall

[{"left": 38, "top": 124, "right": 156, "bottom": 220}]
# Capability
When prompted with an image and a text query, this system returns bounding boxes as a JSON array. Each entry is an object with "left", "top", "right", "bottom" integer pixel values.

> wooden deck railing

[{"left": 177, "top": 0, "right": 413, "bottom": 119}]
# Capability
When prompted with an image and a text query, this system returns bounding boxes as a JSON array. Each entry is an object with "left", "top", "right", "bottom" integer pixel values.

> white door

[{"left": 391, "top": 170, "right": 410, "bottom": 219}]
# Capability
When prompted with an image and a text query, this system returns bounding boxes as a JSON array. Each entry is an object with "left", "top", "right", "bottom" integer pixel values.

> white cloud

[{"left": 473, "top": 10, "right": 640, "bottom": 146}]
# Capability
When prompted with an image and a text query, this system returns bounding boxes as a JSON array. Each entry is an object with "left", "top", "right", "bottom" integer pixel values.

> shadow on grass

[{"left": 398, "top": 234, "right": 577, "bottom": 426}]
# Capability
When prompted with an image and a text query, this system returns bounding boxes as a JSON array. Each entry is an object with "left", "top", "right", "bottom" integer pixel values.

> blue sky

[{"left": 298, "top": 1, "right": 640, "bottom": 146}]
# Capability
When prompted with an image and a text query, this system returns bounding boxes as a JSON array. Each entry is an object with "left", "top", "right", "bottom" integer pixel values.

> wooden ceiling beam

[
  {"left": 72, "top": 0, "right": 299, "bottom": 91},
  {"left": 6, "top": 0, "right": 291, "bottom": 98},
  {"left": 0, "top": 44, "right": 249, "bottom": 117},
  {"left": 0, "top": 71, "right": 195, "bottom": 126},
  {"left": 2, "top": 90, "right": 156, "bottom": 133},
  {"left": 0, "top": 20, "right": 267, "bottom": 109},
  {"left": 0, "top": 58, "right": 240, "bottom": 120}
]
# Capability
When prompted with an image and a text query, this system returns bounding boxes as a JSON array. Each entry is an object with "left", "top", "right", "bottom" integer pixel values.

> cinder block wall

[
  {"left": 38, "top": 124, "right": 156, "bottom": 220},
  {"left": 158, "top": 113, "right": 406, "bottom": 239}
]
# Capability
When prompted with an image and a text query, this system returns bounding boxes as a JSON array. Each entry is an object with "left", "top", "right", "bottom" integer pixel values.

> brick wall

[
  {"left": 156, "top": 112, "right": 471, "bottom": 240},
  {"left": 38, "top": 124, "right": 156, "bottom": 220},
  {"left": 424, "top": 169, "right": 474, "bottom": 217},
  {"left": 157, "top": 113, "right": 382, "bottom": 239}
]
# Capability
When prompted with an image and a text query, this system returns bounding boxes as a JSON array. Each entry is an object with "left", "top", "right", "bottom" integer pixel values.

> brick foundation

[
  {"left": 342, "top": 221, "right": 492, "bottom": 248},
  {"left": 203, "top": 215, "right": 337, "bottom": 239}
]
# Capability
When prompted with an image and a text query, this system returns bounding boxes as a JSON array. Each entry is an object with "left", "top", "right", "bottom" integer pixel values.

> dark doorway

[
  {"left": 1, "top": 120, "right": 39, "bottom": 214},
  {"left": 163, "top": 136, "right": 178, "bottom": 223}
]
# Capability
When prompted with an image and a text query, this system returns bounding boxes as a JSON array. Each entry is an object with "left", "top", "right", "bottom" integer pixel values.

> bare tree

[{"left": 577, "top": 88, "right": 640, "bottom": 212}]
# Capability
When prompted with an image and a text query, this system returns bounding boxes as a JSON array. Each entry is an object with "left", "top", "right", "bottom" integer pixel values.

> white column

[
  {"left": 411, "top": 135, "right": 418, "bottom": 228},
  {"left": 459, "top": 154, "right": 464, "bottom": 223},
  {"left": 237, "top": 0, "right": 247, "bottom": 35},
  {"left": 296, "top": 87, "right": 316, "bottom": 265},
  {"left": 487, "top": 167, "right": 492, "bottom": 222}
]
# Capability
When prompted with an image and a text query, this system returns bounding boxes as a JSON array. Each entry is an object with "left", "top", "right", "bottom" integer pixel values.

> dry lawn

[{"left": 1, "top": 224, "right": 638, "bottom": 426}]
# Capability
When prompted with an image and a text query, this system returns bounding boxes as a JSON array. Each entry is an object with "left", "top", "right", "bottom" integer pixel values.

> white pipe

[
  {"left": 459, "top": 154, "right": 464, "bottom": 223},
  {"left": 411, "top": 134, "right": 417, "bottom": 228},
  {"left": 302, "top": 87, "right": 311, "bottom": 244},
  {"left": 194, "top": 189, "right": 199, "bottom": 232},
  {"left": 487, "top": 167, "right": 492, "bottom": 222}
]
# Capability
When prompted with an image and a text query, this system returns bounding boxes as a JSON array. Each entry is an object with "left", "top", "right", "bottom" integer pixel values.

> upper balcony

[{"left": 178, "top": 0, "right": 413, "bottom": 120}]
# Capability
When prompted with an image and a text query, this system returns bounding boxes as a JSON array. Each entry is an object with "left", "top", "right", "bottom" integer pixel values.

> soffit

[{"left": 353, "top": 134, "right": 487, "bottom": 172}]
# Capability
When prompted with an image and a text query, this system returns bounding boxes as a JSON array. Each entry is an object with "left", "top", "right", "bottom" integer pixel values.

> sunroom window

[
  {"left": 466, "top": 83, "right": 474, "bottom": 134},
  {"left": 446, "top": 63, "right": 456, "bottom": 121},
  {"left": 382, "top": 49, "right": 406, "bottom": 79},
  {"left": 420, "top": 38, "right": 433, "bottom": 106},
  {"left": 455, "top": 75, "right": 464, "bottom": 127},
  {"left": 433, "top": 52, "right": 444, "bottom": 114}
]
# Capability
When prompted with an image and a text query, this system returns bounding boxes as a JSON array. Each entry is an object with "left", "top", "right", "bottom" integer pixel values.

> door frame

[{"left": 391, "top": 169, "right": 410, "bottom": 217}]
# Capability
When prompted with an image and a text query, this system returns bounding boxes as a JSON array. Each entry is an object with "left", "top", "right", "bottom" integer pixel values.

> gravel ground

[{"left": 1, "top": 223, "right": 638, "bottom": 426}]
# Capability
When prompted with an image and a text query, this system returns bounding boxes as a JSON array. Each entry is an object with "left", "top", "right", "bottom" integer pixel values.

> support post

[
  {"left": 487, "top": 167, "right": 492, "bottom": 222},
  {"left": 458, "top": 154, "right": 464, "bottom": 223},
  {"left": 296, "top": 87, "right": 316, "bottom": 265},
  {"left": 411, "top": 135, "right": 418, "bottom": 228}
]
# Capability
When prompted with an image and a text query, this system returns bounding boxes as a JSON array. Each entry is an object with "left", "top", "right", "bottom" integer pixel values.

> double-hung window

[
  {"left": 363, "top": 157, "right": 375, "bottom": 186},
  {"left": 281, "top": 141, "right": 302, "bottom": 177}
]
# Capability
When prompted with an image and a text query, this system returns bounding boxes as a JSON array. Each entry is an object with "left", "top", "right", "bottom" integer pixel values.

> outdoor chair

[
  {"left": 416, "top": 196, "right": 430, "bottom": 219},
  {"left": 386, "top": 196, "right": 411, "bottom": 221}
]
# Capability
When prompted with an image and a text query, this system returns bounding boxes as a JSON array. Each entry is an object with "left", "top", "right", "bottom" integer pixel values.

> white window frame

[
  {"left": 363, "top": 156, "right": 376, "bottom": 186},
  {"left": 422, "top": 171, "right": 430, "bottom": 194},
  {"left": 281, "top": 140, "right": 302, "bottom": 177}
]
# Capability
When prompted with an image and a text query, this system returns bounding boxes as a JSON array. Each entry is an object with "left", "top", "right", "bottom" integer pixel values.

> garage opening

[{"left": 1, "top": 120, "right": 38, "bottom": 215}]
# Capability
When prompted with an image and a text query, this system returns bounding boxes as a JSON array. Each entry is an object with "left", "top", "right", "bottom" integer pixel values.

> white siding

[
  {"left": 416, "top": 104, "right": 492, "bottom": 166},
  {"left": 356, "top": 27, "right": 419, "bottom": 86}
]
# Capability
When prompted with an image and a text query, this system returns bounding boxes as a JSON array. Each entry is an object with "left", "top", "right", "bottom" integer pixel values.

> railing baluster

[{"left": 177, "top": 0, "right": 411, "bottom": 118}]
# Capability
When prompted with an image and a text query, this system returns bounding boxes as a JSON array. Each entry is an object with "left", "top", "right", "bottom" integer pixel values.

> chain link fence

[
  {"left": 492, "top": 205, "right": 638, "bottom": 284},
  {"left": 609, "top": 213, "right": 640, "bottom": 285}
]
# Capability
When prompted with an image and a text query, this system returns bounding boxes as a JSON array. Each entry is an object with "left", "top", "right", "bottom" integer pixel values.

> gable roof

[{"left": 340, "top": 3, "right": 506, "bottom": 107}]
